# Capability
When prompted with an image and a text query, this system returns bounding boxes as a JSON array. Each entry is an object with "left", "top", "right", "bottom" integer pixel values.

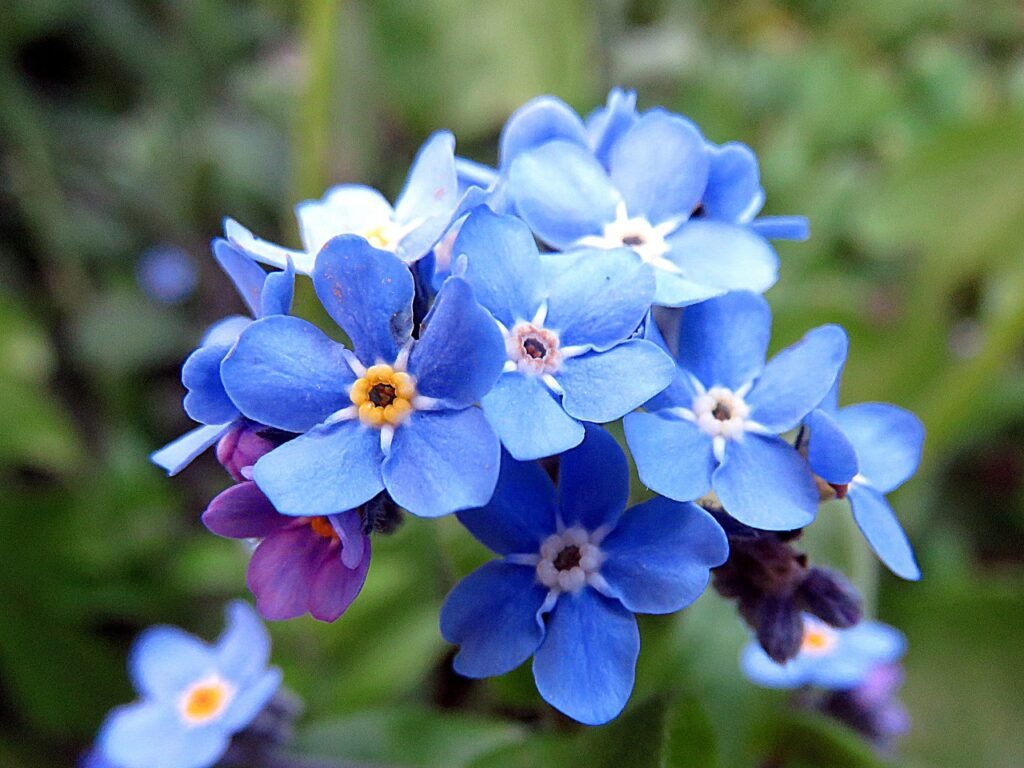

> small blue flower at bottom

[
  {"left": 441, "top": 425, "right": 729, "bottom": 725},
  {"left": 741, "top": 614, "right": 906, "bottom": 690},
  {"left": 93, "top": 601, "right": 281, "bottom": 768}
]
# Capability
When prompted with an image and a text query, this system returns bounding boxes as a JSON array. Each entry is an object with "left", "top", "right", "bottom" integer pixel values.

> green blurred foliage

[{"left": 1, "top": 0, "right": 1022, "bottom": 766}]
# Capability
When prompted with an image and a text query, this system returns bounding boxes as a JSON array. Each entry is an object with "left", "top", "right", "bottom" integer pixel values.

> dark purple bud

[
  {"left": 797, "top": 567, "right": 863, "bottom": 629},
  {"left": 217, "top": 424, "right": 277, "bottom": 482},
  {"left": 757, "top": 595, "right": 804, "bottom": 663}
]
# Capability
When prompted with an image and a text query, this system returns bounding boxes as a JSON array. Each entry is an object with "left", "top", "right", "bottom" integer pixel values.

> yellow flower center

[
  {"left": 179, "top": 676, "right": 234, "bottom": 725},
  {"left": 800, "top": 623, "right": 838, "bottom": 656},
  {"left": 349, "top": 364, "right": 416, "bottom": 428}
]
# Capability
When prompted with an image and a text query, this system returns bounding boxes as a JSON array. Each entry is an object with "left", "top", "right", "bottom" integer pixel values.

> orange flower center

[
  {"left": 178, "top": 676, "right": 234, "bottom": 725},
  {"left": 309, "top": 516, "right": 339, "bottom": 540}
]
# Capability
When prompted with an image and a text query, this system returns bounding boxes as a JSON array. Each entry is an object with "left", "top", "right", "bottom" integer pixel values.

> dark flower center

[
  {"left": 712, "top": 403, "right": 732, "bottom": 421},
  {"left": 553, "top": 545, "right": 582, "bottom": 571},
  {"left": 622, "top": 233, "right": 646, "bottom": 246},
  {"left": 369, "top": 382, "right": 397, "bottom": 407},
  {"left": 523, "top": 337, "right": 547, "bottom": 359}
]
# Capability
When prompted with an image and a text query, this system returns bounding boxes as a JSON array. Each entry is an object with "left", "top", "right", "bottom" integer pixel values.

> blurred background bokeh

[{"left": 1, "top": 1, "right": 1022, "bottom": 766}]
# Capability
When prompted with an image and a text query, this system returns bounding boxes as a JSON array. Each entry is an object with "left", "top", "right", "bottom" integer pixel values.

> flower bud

[
  {"left": 796, "top": 567, "right": 863, "bottom": 628},
  {"left": 757, "top": 595, "right": 803, "bottom": 663},
  {"left": 216, "top": 424, "right": 277, "bottom": 482}
]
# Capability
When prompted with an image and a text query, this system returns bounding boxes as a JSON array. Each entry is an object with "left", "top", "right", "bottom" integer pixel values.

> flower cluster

[{"left": 151, "top": 89, "right": 924, "bottom": 726}]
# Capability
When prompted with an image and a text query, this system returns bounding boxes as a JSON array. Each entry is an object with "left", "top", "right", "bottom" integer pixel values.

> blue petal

[
  {"left": 259, "top": 257, "right": 295, "bottom": 317},
  {"left": 747, "top": 325, "right": 848, "bottom": 433},
  {"left": 441, "top": 561, "right": 548, "bottom": 677},
  {"left": 213, "top": 238, "right": 266, "bottom": 316},
  {"left": 214, "top": 601, "right": 270, "bottom": 683},
  {"left": 741, "top": 641, "right": 813, "bottom": 689},
  {"left": 585, "top": 87, "right": 638, "bottom": 168},
  {"left": 456, "top": 156, "right": 499, "bottom": 190},
  {"left": 150, "top": 423, "right": 232, "bottom": 476},
  {"left": 652, "top": 268, "right": 726, "bottom": 308},
  {"left": 608, "top": 110, "right": 709, "bottom": 224},
  {"left": 623, "top": 411, "right": 716, "bottom": 502},
  {"left": 545, "top": 248, "right": 655, "bottom": 350},
  {"left": 806, "top": 408, "right": 858, "bottom": 484},
  {"left": 98, "top": 701, "right": 227, "bottom": 768},
  {"left": 557, "top": 339, "right": 676, "bottom": 423},
  {"left": 714, "top": 435, "right": 818, "bottom": 530},
  {"left": 295, "top": 185, "right": 393, "bottom": 254},
  {"left": 253, "top": 420, "right": 383, "bottom": 517},
  {"left": 703, "top": 142, "right": 763, "bottom": 222},
  {"left": 408, "top": 276, "right": 505, "bottom": 407},
  {"left": 182, "top": 344, "right": 237, "bottom": 425},
  {"left": 221, "top": 668, "right": 282, "bottom": 732},
  {"left": 600, "top": 496, "right": 728, "bottom": 614},
  {"left": 456, "top": 450, "right": 558, "bottom": 555},
  {"left": 751, "top": 216, "right": 810, "bottom": 241},
  {"left": 456, "top": 208, "right": 543, "bottom": 327},
  {"left": 666, "top": 221, "right": 778, "bottom": 295},
  {"left": 676, "top": 291, "right": 771, "bottom": 390},
  {"left": 847, "top": 485, "right": 921, "bottom": 581},
  {"left": 836, "top": 403, "right": 924, "bottom": 493},
  {"left": 199, "top": 315, "right": 250, "bottom": 348},
  {"left": 221, "top": 316, "right": 353, "bottom": 433},
  {"left": 394, "top": 131, "right": 459, "bottom": 262},
  {"left": 383, "top": 409, "right": 500, "bottom": 518},
  {"left": 313, "top": 237, "right": 414, "bottom": 365},
  {"left": 481, "top": 373, "right": 585, "bottom": 460},
  {"left": 129, "top": 626, "right": 214, "bottom": 700},
  {"left": 507, "top": 141, "right": 620, "bottom": 249},
  {"left": 558, "top": 424, "right": 628, "bottom": 531},
  {"left": 224, "top": 217, "right": 313, "bottom": 274},
  {"left": 499, "top": 95, "right": 588, "bottom": 168},
  {"left": 532, "top": 589, "right": 639, "bottom": 725}
]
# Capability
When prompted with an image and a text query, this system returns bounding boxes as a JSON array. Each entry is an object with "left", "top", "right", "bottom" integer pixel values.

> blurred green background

[{"left": 1, "top": 1, "right": 1023, "bottom": 766}]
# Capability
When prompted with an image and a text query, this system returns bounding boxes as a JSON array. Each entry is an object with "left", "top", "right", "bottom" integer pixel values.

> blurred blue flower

[
  {"left": 220, "top": 237, "right": 505, "bottom": 519},
  {"left": 93, "top": 601, "right": 282, "bottom": 768},
  {"left": 441, "top": 426, "right": 728, "bottom": 725},
  {"left": 624, "top": 291, "right": 848, "bottom": 530},
  {"left": 455, "top": 208, "right": 675, "bottom": 459},
  {"left": 742, "top": 614, "right": 906, "bottom": 690},
  {"left": 136, "top": 245, "right": 198, "bottom": 305}
]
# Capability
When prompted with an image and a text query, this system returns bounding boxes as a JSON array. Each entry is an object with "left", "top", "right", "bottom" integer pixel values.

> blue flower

[
  {"left": 455, "top": 208, "right": 676, "bottom": 459},
  {"left": 220, "top": 236, "right": 506, "bottom": 519},
  {"left": 806, "top": 385, "right": 925, "bottom": 580},
  {"left": 150, "top": 241, "right": 294, "bottom": 476},
  {"left": 94, "top": 601, "right": 282, "bottom": 768},
  {"left": 624, "top": 291, "right": 848, "bottom": 530},
  {"left": 225, "top": 131, "right": 464, "bottom": 274},
  {"left": 441, "top": 426, "right": 728, "bottom": 725},
  {"left": 741, "top": 614, "right": 906, "bottom": 690}
]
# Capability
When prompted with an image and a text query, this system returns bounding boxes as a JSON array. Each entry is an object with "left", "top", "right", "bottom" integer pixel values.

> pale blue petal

[
  {"left": 224, "top": 217, "right": 314, "bottom": 274},
  {"left": 182, "top": 344, "right": 237, "bottom": 425},
  {"left": 99, "top": 701, "right": 229, "bottom": 768},
  {"left": 836, "top": 403, "right": 924, "bottom": 493},
  {"left": 623, "top": 411, "right": 715, "bottom": 502},
  {"left": 383, "top": 409, "right": 500, "bottom": 518},
  {"left": 714, "top": 435, "right": 818, "bottom": 530},
  {"left": 129, "top": 627, "right": 214, "bottom": 700},
  {"left": 666, "top": 221, "right": 778, "bottom": 295},
  {"left": 253, "top": 420, "right": 383, "bottom": 517},
  {"left": 751, "top": 216, "right": 810, "bottom": 241},
  {"left": 150, "top": 423, "right": 232, "bottom": 476},
  {"left": 481, "top": 373, "right": 585, "bottom": 461},
  {"left": 601, "top": 497, "right": 728, "bottom": 614},
  {"left": 199, "top": 315, "right": 250, "bottom": 348},
  {"left": 441, "top": 561, "right": 548, "bottom": 677},
  {"left": 394, "top": 131, "right": 459, "bottom": 261},
  {"left": 703, "top": 142, "right": 763, "bottom": 222},
  {"left": 676, "top": 291, "right": 770, "bottom": 390},
  {"left": 652, "top": 268, "right": 726, "bottom": 308},
  {"left": 847, "top": 486, "right": 921, "bottom": 581},
  {"left": 214, "top": 601, "right": 270, "bottom": 683},
  {"left": 499, "top": 95, "right": 588, "bottom": 168},
  {"left": 456, "top": 156, "right": 499, "bottom": 190},
  {"left": 558, "top": 424, "right": 628, "bottom": 531},
  {"left": 532, "top": 589, "right": 639, "bottom": 726},
  {"left": 295, "top": 185, "right": 392, "bottom": 254},
  {"left": 220, "top": 668, "right": 282, "bottom": 732},
  {"left": 741, "top": 642, "right": 813, "bottom": 689},
  {"left": 213, "top": 238, "right": 265, "bottom": 316},
  {"left": 806, "top": 408, "right": 859, "bottom": 484},
  {"left": 585, "top": 87, "right": 638, "bottom": 167}
]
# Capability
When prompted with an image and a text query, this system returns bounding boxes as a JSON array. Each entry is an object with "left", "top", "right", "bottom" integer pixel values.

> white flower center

[
  {"left": 575, "top": 202, "right": 681, "bottom": 274},
  {"left": 692, "top": 386, "right": 750, "bottom": 439},
  {"left": 799, "top": 617, "right": 839, "bottom": 657},
  {"left": 506, "top": 322, "right": 562, "bottom": 375},
  {"left": 535, "top": 526, "right": 605, "bottom": 594}
]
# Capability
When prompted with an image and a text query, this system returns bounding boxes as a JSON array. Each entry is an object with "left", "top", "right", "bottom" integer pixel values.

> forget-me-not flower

[
  {"left": 441, "top": 425, "right": 728, "bottom": 725},
  {"left": 624, "top": 291, "right": 847, "bottom": 530},
  {"left": 94, "top": 601, "right": 281, "bottom": 768},
  {"left": 455, "top": 208, "right": 675, "bottom": 459},
  {"left": 220, "top": 236, "right": 505, "bottom": 519}
]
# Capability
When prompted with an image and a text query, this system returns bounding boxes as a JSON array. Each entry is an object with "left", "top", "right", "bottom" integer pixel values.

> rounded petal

[
  {"left": 507, "top": 141, "right": 620, "bottom": 249},
  {"left": 295, "top": 185, "right": 393, "bottom": 254},
  {"left": 836, "top": 403, "right": 925, "bottom": 493},
  {"left": 383, "top": 409, "right": 500, "bottom": 518},
  {"left": 741, "top": 641, "right": 814, "bottom": 689},
  {"left": 259, "top": 257, "right": 295, "bottom": 318},
  {"left": 499, "top": 95, "right": 588, "bottom": 168},
  {"left": 252, "top": 420, "right": 384, "bottom": 517},
  {"left": 456, "top": 450, "right": 558, "bottom": 555},
  {"left": 608, "top": 110, "right": 709, "bottom": 223},
  {"left": 98, "top": 701, "right": 229, "bottom": 768},
  {"left": 220, "top": 667, "right": 282, "bottom": 732},
  {"left": 408, "top": 276, "right": 505, "bottom": 407},
  {"left": 545, "top": 248, "right": 655, "bottom": 350},
  {"left": 308, "top": 538, "right": 372, "bottom": 621},
  {"left": 666, "top": 221, "right": 778, "bottom": 295},
  {"left": 440, "top": 561, "right": 548, "bottom": 678},
  {"left": 247, "top": 527, "right": 326, "bottom": 620},
  {"left": 557, "top": 339, "right": 676, "bottom": 423},
  {"left": 221, "top": 316, "right": 353, "bottom": 433},
  {"left": 203, "top": 481, "right": 286, "bottom": 540},
  {"left": 624, "top": 411, "right": 716, "bottom": 502},
  {"left": 585, "top": 87, "right": 639, "bottom": 167},
  {"left": 847, "top": 485, "right": 921, "bottom": 581},
  {"left": 394, "top": 131, "right": 459, "bottom": 262},
  {"left": 129, "top": 627, "right": 214, "bottom": 700},
  {"left": 215, "top": 601, "right": 271, "bottom": 682},
  {"left": 714, "top": 435, "right": 818, "bottom": 530},
  {"left": 313, "top": 237, "right": 414, "bottom": 365},
  {"left": 806, "top": 408, "right": 859, "bottom": 485},
  {"left": 558, "top": 424, "right": 629, "bottom": 531},
  {"left": 213, "top": 238, "right": 266, "bottom": 316},
  {"left": 150, "top": 423, "right": 232, "bottom": 476},
  {"left": 747, "top": 325, "right": 848, "bottom": 433},
  {"left": 703, "top": 142, "right": 763, "bottom": 222},
  {"left": 481, "top": 373, "right": 585, "bottom": 461},
  {"left": 532, "top": 589, "right": 639, "bottom": 725},
  {"left": 224, "top": 217, "right": 314, "bottom": 275},
  {"left": 182, "top": 344, "right": 238, "bottom": 425},
  {"left": 601, "top": 497, "right": 728, "bottom": 614},
  {"left": 652, "top": 267, "right": 726, "bottom": 308},
  {"left": 676, "top": 291, "right": 770, "bottom": 391}
]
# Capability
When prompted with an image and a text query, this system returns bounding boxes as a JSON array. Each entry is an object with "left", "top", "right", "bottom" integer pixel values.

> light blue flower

[
  {"left": 624, "top": 291, "right": 847, "bottom": 530},
  {"left": 220, "top": 236, "right": 506, "bottom": 519},
  {"left": 441, "top": 426, "right": 728, "bottom": 725},
  {"left": 741, "top": 614, "right": 906, "bottom": 690},
  {"left": 455, "top": 208, "right": 675, "bottom": 459},
  {"left": 94, "top": 601, "right": 281, "bottom": 768}
]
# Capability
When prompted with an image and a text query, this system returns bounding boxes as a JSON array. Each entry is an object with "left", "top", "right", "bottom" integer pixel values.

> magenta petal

[
  {"left": 308, "top": 541, "right": 372, "bottom": 622},
  {"left": 203, "top": 481, "right": 287, "bottom": 539},
  {"left": 332, "top": 510, "right": 367, "bottom": 569},
  {"left": 247, "top": 527, "right": 326, "bottom": 620}
]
